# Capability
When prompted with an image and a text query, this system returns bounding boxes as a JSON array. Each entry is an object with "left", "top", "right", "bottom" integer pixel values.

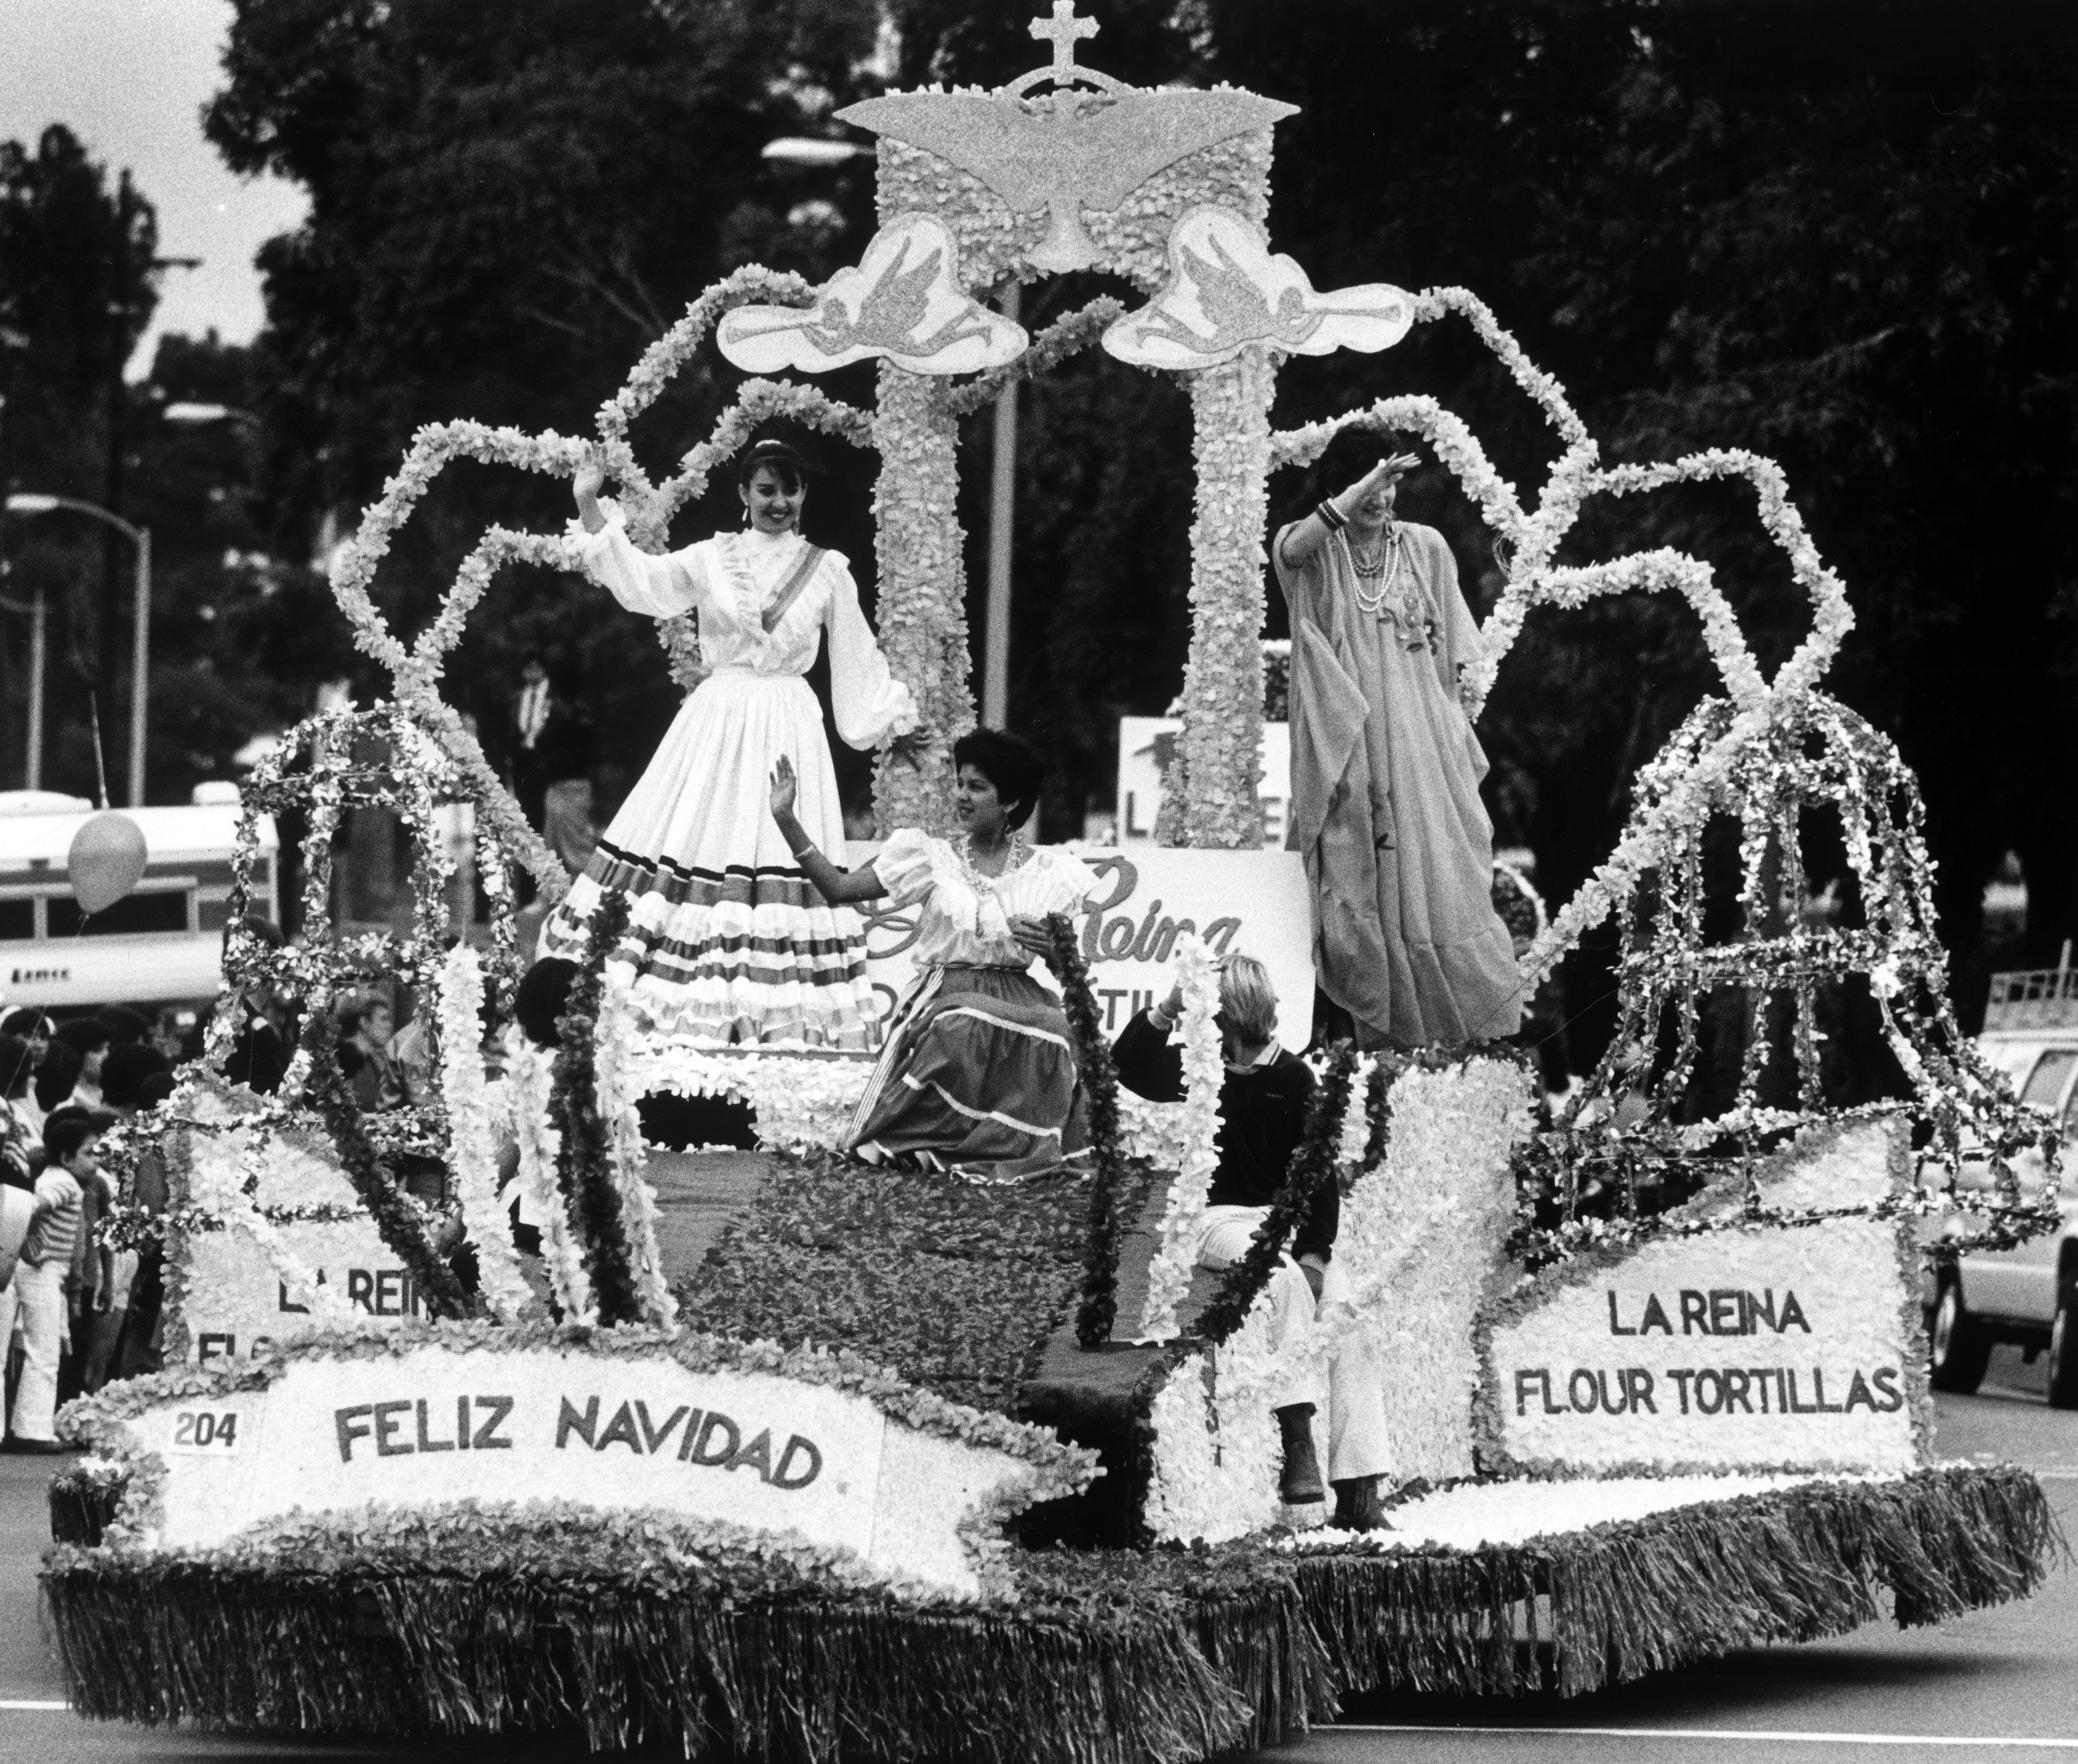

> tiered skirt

[{"left": 540, "top": 671, "right": 880, "bottom": 1050}]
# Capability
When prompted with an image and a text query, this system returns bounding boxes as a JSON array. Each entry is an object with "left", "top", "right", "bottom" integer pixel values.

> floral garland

[
  {"left": 505, "top": 1030, "right": 593, "bottom": 1322},
  {"left": 1046, "top": 913, "right": 1133, "bottom": 1349},
  {"left": 634, "top": 1042, "right": 869, "bottom": 1152},
  {"left": 1136, "top": 934, "right": 1225, "bottom": 1340},
  {"left": 1193, "top": 1041, "right": 1357, "bottom": 1345},
  {"left": 436, "top": 945, "right": 534, "bottom": 1323},
  {"left": 1510, "top": 690, "right": 2058, "bottom": 1263},
  {"left": 593, "top": 965, "right": 678, "bottom": 1327},
  {"left": 938, "top": 296, "right": 1126, "bottom": 419},
  {"left": 549, "top": 891, "right": 646, "bottom": 1327},
  {"left": 296, "top": 1009, "right": 483, "bottom": 1322}
]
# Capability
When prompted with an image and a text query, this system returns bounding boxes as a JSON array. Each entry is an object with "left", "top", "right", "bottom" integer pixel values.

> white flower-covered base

[{"left": 1276, "top": 1468, "right": 1900, "bottom": 1556}]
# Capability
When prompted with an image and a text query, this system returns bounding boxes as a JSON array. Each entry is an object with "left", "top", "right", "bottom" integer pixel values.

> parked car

[{"left": 1925, "top": 961, "right": 2078, "bottom": 1405}]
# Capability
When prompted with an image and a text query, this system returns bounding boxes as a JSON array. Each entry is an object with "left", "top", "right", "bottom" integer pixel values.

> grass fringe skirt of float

[{"left": 39, "top": 1465, "right": 2062, "bottom": 1761}]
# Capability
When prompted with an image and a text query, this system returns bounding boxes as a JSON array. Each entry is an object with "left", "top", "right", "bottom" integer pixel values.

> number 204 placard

[{"left": 166, "top": 1410, "right": 245, "bottom": 1453}]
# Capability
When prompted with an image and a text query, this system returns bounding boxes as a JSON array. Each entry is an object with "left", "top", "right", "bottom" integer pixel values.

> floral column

[
  {"left": 1164, "top": 345, "right": 1273, "bottom": 849},
  {"left": 871, "top": 361, "right": 975, "bottom": 835}
]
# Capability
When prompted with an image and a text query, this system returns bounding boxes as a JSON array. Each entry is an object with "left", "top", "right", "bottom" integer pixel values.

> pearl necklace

[{"left": 1347, "top": 525, "right": 1405, "bottom": 613}]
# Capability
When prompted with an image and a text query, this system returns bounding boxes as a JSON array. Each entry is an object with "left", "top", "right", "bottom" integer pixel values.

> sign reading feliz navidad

[
  {"left": 82, "top": 1339, "right": 1091, "bottom": 1600},
  {"left": 1481, "top": 1121, "right": 1929, "bottom": 1474}
]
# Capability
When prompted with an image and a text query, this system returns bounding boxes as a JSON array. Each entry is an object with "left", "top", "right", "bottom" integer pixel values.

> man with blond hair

[{"left": 1114, "top": 955, "right": 1392, "bottom": 1531}]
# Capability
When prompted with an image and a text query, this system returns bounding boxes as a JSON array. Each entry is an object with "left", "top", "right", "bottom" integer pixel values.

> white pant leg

[
  {"left": 1317, "top": 1257, "right": 1389, "bottom": 1482},
  {"left": 8, "top": 1260, "right": 65, "bottom": 1441},
  {"left": 1196, "top": 1206, "right": 1324, "bottom": 1413},
  {"left": 0, "top": 1274, "right": 20, "bottom": 1419}
]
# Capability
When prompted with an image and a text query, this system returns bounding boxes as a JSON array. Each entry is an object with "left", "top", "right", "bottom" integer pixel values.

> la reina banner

[
  {"left": 850, "top": 841, "right": 1315, "bottom": 1044},
  {"left": 1483, "top": 1218, "right": 1926, "bottom": 1474},
  {"left": 174, "top": 1217, "right": 423, "bottom": 1363},
  {"left": 98, "top": 1341, "right": 1068, "bottom": 1599}
]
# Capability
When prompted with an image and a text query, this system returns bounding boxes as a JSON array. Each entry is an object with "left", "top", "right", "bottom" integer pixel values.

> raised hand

[
  {"left": 770, "top": 754, "right": 799, "bottom": 820},
  {"left": 573, "top": 457, "right": 608, "bottom": 534}
]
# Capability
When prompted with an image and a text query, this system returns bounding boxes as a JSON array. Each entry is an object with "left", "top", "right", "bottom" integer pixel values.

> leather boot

[
  {"left": 1331, "top": 1474, "right": 1393, "bottom": 1533},
  {"left": 1275, "top": 1403, "right": 1326, "bottom": 1505}
]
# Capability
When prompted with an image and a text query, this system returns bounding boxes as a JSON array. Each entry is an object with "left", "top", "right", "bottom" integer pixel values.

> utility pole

[{"left": 983, "top": 283, "right": 1021, "bottom": 728}]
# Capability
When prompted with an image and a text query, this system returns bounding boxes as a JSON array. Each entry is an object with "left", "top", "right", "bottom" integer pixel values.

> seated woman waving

[{"left": 769, "top": 729, "right": 1098, "bottom": 1184}]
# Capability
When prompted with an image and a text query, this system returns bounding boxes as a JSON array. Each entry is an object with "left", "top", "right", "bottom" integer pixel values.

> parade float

[{"left": 41, "top": 9, "right": 2063, "bottom": 1758}]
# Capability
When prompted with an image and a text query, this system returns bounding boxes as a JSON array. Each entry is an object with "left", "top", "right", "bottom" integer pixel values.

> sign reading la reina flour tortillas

[
  {"left": 80, "top": 1335, "right": 1093, "bottom": 1600},
  {"left": 1481, "top": 1120, "right": 1929, "bottom": 1475}
]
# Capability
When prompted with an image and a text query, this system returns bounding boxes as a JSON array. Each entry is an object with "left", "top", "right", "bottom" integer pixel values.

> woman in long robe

[
  {"left": 1274, "top": 444, "right": 1522, "bottom": 1047},
  {"left": 542, "top": 440, "right": 917, "bottom": 1049}
]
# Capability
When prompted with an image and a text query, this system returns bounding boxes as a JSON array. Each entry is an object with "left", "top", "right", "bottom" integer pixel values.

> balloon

[{"left": 69, "top": 810, "right": 149, "bottom": 915}]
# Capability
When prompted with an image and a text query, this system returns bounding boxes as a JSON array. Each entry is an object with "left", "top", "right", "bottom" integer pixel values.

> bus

[{"left": 0, "top": 788, "right": 279, "bottom": 1011}]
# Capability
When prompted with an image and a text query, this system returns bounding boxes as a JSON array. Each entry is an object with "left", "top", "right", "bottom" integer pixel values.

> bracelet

[{"left": 1315, "top": 499, "right": 1346, "bottom": 532}]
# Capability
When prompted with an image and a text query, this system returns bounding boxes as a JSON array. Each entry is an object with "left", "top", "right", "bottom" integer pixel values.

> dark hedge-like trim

[
  {"left": 1047, "top": 913, "right": 1132, "bottom": 1349},
  {"left": 1193, "top": 1041, "right": 1357, "bottom": 1345},
  {"left": 37, "top": 1466, "right": 2058, "bottom": 1757},
  {"left": 1295, "top": 1463, "right": 2064, "bottom": 1701},
  {"left": 299, "top": 1010, "right": 482, "bottom": 1320},
  {"left": 550, "top": 890, "right": 642, "bottom": 1327}
]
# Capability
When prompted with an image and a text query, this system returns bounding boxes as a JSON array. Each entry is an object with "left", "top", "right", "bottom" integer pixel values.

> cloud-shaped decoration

[
  {"left": 1103, "top": 206, "right": 1413, "bottom": 371},
  {"left": 718, "top": 213, "right": 1027, "bottom": 378}
]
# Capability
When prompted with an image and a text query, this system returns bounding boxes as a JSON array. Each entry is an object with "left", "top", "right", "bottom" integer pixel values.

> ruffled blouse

[
  {"left": 874, "top": 829, "right": 1099, "bottom": 970},
  {"left": 572, "top": 503, "right": 917, "bottom": 749}
]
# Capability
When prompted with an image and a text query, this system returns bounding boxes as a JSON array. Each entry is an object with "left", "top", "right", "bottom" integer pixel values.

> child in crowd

[{"left": 0, "top": 1104, "right": 107, "bottom": 1452}]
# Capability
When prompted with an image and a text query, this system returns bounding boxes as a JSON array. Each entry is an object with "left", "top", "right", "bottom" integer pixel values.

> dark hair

[
  {"left": 43, "top": 1104, "right": 107, "bottom": 1166},
  {"left": 101, "top": 1043, "right": 170, "bottom": 1110},
  {"left": 337, "top": 995, "right": 389, "bottom": 1039},
  {"left": 951, "top": 728, "right": 1045, "bottom": 831},
  {"left": 0, "top": 1008, "right": 53, "bottom": 1040},
  {"left": 52, "top": 1019, "right": 109, "bottom": 1058},
  {"left": 95, "top": 1003, "right": 153, "bottom": 1046},
  {"left": 0, "top": 1034, "right": 31, "bottom": 1100},
  {"left": 134, "top": 1070, "right": 177, "bottom": 1112},
  {"left": 33, "top": 1040, "right": 83, "bottom": 1114},
  {"left": 515, "top": 957, "right": 580, "bottom": 1050},
  {"left": 736, "top": 438, "right": 807, "bottom": 496},
  {"left": 1313, "top": 426, "right": 1413, "bottom": 497}
]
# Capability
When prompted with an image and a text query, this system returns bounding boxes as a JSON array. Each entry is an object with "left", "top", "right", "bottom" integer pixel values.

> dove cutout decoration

[
  {"left": 718, "top": 214, "right": 1027, "bottom": 377},
  {"left": 836, "top": 89, "right": 1295, "bottom": 275},
  {"left": 1103, "top": 207, "right": 1414, "bottom": 370}
]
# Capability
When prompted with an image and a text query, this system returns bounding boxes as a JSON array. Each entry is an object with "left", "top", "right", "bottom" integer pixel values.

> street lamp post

[{"left": 5, "top": 493, "right": 151, "bottom": 807}]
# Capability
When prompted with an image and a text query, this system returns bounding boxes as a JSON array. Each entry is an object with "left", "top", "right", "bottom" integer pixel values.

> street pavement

[{"left": 2, "top": 1343, "right": 2073, "bottom": 1761}]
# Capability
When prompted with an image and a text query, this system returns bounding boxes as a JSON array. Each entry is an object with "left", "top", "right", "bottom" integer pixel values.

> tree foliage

[{"left": 0, "top": 124, "right": 161, "bottom": 798}]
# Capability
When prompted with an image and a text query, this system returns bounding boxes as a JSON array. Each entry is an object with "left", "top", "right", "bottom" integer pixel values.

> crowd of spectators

[{"left": 0, "top": 1002, "right": 178, "bottom": 1451}]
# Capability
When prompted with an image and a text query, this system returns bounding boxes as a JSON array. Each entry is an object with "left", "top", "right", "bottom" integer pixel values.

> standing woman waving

[
  {"left": 1275, "top": 436, "right": 1522, "bottom": 1048},
  {"left": 542, "top": 439, "right": 920, "bottom": 1049}
]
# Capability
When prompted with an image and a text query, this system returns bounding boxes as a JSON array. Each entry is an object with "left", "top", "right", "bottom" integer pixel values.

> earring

[{"left": 741, "top": 504, "right": 750, "bottom": 526}]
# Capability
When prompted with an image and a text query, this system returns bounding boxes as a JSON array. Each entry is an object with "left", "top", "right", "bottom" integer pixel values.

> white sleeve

[
  {"left": 824, "top": 553, "right": 919, "bottom": 750},
  {"left": 568, "top": 499, "right": 703, "bottom": 620}
]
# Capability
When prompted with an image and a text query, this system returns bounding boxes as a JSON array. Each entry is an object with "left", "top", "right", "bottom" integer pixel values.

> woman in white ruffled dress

[
  {"left": 543, "top": 440, "right": 918, "bottom": 1049},
  {"left": 769, "top": 729, "right": 1098, "bottom": 1183}
]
